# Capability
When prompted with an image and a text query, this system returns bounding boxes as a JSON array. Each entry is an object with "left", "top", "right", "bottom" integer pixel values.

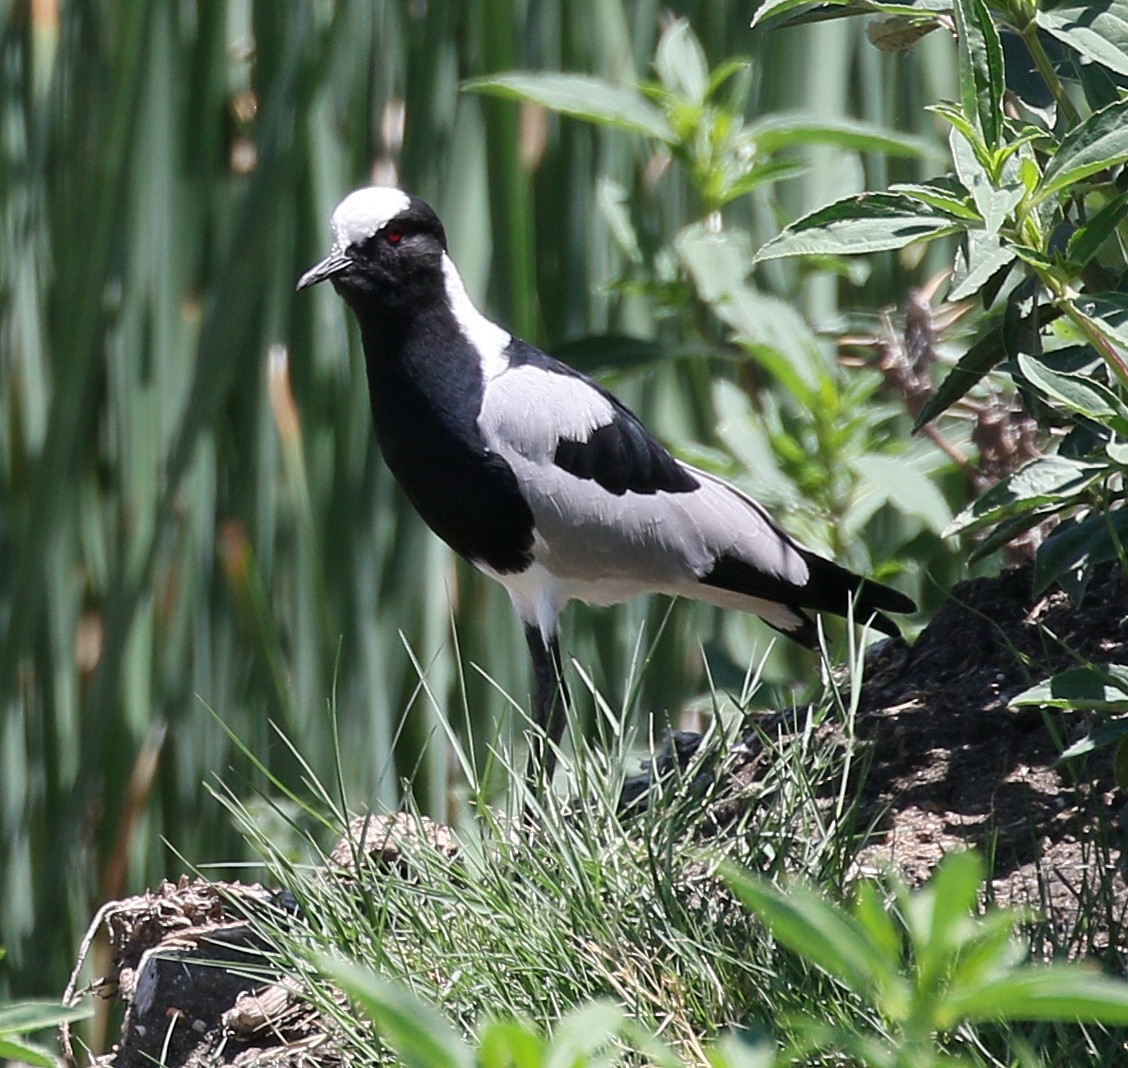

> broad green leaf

[
  {"left": 1033, "top": 510, "right": 1128, "bottom": 595},
  {"left": 948, "top": 231, "right": 1016, "bottom": 302},
  {"left": 655, "top": 19, "right": 709, "bottom": 104},
  {"left": 0, "top": 999, "right": 91, "bottom": 1068},
  {"left": 967, "top": 506, "right": 1068, "bottom": 564},
  {"left": 478, "top": 1020, "right": 546, "bottom": 1068},
  {"left": 719, "top": 158, "right": 808, "bottom": 203},
  {"left": 850, "top": 453, "right": 953, "bottom": 533},
  {"left": 320, "top": 958, "right": 473, "bottom": 1068},
  {"left": 1060, "top": 717, "right": 1128, "bottom": 762},
  {"left": 545, "top": 1002, "right": 627, "bottom": 1067},
  {"left": 715, "top": 287, "right": 825, "bottom": 396},
  {"left": 953, "top": 0, "right": 1005, "bottom": 150},
  {"left": 903, "top": 852, "right": 983, "bottom": 999},
  {"left": 755, "top": 192, "right": 966, "bottom": 261},
  {"left": 751, "top": 0, "right": 951, "bottom": 28},
  {"left": 0, "top": 1001, "right": 91, "bottom": 1033},
  {"left": 0, "top": 1038, "right": 57, "bottom": 1068},
  {"left": 751, "top": 0, "right": 840, "bottom": 28},
  {"left": 1017, "top": 354, "right": 1128, "bottom": 434},
  {"left": 950, "top": 965, "right": 1128, "bottom": 1025},
  {"left": 1037, "top": 3, "right": 1128, "bottom": 78},
  {"left": 721, "top": 864, "right": 896, "bottom": 998},
  {"left": 946, "top": 914, "right": 1029, "bottom": 998},
  {"left": 706, "top": 1031, "right": 777, "bottom": 1068},
  {"left": 677, "top": 223, "right": 753, "bottom": 302},
  {"left": 747, "top": 113, "right": 935, "bottom": 158},
  {"left": 1036, "top": 98, "right": 1128, "bottom": 202},
  {"left": 851, "top": 880, "right": 903, "bottom": 973},
  {"left": 1011, "top": 664, "right": 1128, "bottom": 713},
  {"left": 945, "top": 455, "right": 1107, "bottom": 536},
  {"left": 950, "top": 126, "right": 1022, "bottom": 234},
  {"left": 913, "top": 324, "right": 1006, "bottom": 430},
  {"left": 890, "top": 177, "right": 982, "bottom": 221},
  {"left": 464, "top": 73, "right": 674, "bottom": 142},
  {"left": 1066, "top": 188, "right": 1128, "bottom": 268}
]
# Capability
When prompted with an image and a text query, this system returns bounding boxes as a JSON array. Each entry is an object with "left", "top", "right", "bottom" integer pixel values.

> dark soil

[
  {"left": 853, "top": 560, "right": 1128, "bottom": 958},
  {"left": 66, "top": 564, "right": 1128, "bottom": 1066}
]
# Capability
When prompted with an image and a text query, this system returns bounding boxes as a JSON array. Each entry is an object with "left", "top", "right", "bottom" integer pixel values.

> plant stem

[{"left": 1021, "top": 23, "right": 1081, "bottom": 128}]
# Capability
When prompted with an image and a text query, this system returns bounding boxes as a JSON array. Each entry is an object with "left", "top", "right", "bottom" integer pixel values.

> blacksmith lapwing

[{"left": 298, "top": 186, "right": 915, "bottom": 789}]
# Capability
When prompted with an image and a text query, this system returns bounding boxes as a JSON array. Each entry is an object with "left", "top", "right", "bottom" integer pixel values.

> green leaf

[
  {"left": 0, "top": 1038, "right": 58, "bottom": 1068},
  {"left": 1033, "top": 510, "right": 1128, "bottom": 595},
  {"left": 751, "top": 0, "right": 950, "bottom": 28},
  {"left": 1017, "top": 354, "right": 1128, "bottom": 434},
  {"left": 904, "top": 851, "right": 984, "bottom": 999},
  {"left": 676, "top": 223, "right": 752, "bottom": 297},
  {"left": 706, "top": 1031, "right": 777, "bottom": 1068},
  {"left": 1036, "top": 98, "right": 1128, "bottom": 202},
  {"left": 952, "top": 965, "right": 1128, "bottom": 1024},
  {"left": 755, "top": 192, "right": 966, "bottom": 261},
  {"left": 0, "top": 1000, "right": 91, "bottom": 1034},
  {"left": 967, "top": 506, "right": 1067, "bottom": 565},
  {"left": 751, "top": 0, "right": 842, "bottom": 29},
  {"left": 953, "top": 0, "right": 1006, "bottom": 150},
  {"left": 890, "top": 177, "right": 982, "bottom": 221},
  {"left": 464, "top": 73, "right": 674, "bottom": 142},
  {"left": 1116, "top": 736, "right": 1128, "bottom": 789},
  {"left": 545, "top": 1002, "right": 627, "bottom": 1067},
  {"left": 851, "top": 880, "right": 903, "bottom": 969},
  {"left": 1066, "top": 188, "right": 1128, "bottom": 268},
  {"left": 849, "top": 453, "right": 953, "bottom": 533},
  {"left": 478, "top": 1019, "right": 546, "bottom": 1068},
  {"left": 747, "top": 113, "right": 935, "bottom": 158},
  {"left": 948, "top": 231, "right": 1016, "bottom": 302},
  {"left": 721, "top": 864, "right": 895, "bottom": 998},
  {"left": 950, "top": 126, "right": 1022, "bottom": 234},
  {"left": 945, "top": 455, "right": 1107, "bottom": 537},
  {"left": 1011, "top": 663, "right": 1128, "bottom": 713},
  {"left": 1060, "top": 717, "right": 1128, "bottom": 761},
  {"left": 1036, "top": 2, "right": 1128, "bottom": 78},
  {"left": 913, "top": 324, "right": 1006, "bottom": 429},
  {"left": 319, "top": 957, "right": 473, "bottom": 1068},
  {"left": 0, "top": 1000, "right": 92, "bottom": 1068},
  {"left": 655, "top": 18, "right": 710, "bottom": 104}
]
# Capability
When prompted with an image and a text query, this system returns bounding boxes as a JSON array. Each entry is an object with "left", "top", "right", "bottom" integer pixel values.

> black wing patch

[
  {"left": 554, "top": 412, "right": 699, "bottom": 496},
  {"left": 504, "top": 337, "right": 698, "bottom": 497}
]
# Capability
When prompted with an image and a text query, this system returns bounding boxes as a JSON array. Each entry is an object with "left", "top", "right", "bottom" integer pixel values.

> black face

[
  {"left": 299, "top": 196, "right": 450, "bottom": 313},
  {"left": 335, "top": 200, "right": 449, "bottom": 311}
]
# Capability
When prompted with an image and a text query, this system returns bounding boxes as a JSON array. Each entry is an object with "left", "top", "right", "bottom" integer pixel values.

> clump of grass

[{"left": 213, "top": 643, "right": 872, "bottom": 1062}]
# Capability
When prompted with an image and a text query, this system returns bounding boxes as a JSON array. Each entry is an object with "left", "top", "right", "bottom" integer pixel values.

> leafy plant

[
  {"left": 0, "top": 948, "right": 90, "bottom": 1068},
  {"left": 1011, "top": 661, "right": 1128, "bottom": 779},
  {"left": 754, "top": 0, "right": 1128, "bottom": 593},
  {"left": 723, "top": 849, "right": 1128, "bottom": 1066},
  {"left": 322, "top": 965, "right": 705, "bottom": 1068}
]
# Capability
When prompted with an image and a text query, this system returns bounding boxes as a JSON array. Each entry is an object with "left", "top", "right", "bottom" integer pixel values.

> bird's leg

[{"left": 523, "top": 623, "right": 569, "bottom": 795}]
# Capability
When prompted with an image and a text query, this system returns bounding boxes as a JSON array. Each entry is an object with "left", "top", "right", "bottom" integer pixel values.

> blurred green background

[{"left": 0, "top": 0, "right": 964, "bottom": 995}]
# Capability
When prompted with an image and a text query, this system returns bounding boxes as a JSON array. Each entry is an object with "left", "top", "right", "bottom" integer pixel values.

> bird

[{"left": 297, "top": 186, "right": 916, "bottom": 791}]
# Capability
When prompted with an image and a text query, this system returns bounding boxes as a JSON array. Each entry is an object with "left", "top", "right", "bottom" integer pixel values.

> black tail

[{"left": 701, "top": 550, "right": 916, "bottom": 649}]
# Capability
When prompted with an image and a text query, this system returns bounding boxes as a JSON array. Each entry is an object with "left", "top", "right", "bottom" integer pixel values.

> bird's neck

[{"left": 352, "top": 254, "right": 510, "bottom": 385}]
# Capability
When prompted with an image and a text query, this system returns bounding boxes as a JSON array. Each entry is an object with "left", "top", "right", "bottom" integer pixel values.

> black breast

[{"left": 356, "top": 307, "right": 535, "bottom": 575}]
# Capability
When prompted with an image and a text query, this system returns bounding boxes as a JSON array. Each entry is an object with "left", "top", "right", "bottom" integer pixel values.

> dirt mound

[{"left": 854, "top": 561, "right": 1128, "bottom": 957}]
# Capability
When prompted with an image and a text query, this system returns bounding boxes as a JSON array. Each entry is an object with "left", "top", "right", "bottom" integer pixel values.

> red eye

[{"left": 384, "top": 224, "right": 404, "bottom": 245}]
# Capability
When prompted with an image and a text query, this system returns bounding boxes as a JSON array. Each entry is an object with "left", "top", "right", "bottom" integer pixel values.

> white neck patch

[
  {"left": 441, "top": 254, "right": 510, "bottom": 377},
  {"left": 330, "top": 186, "right": 412, "bottom": 249}
]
